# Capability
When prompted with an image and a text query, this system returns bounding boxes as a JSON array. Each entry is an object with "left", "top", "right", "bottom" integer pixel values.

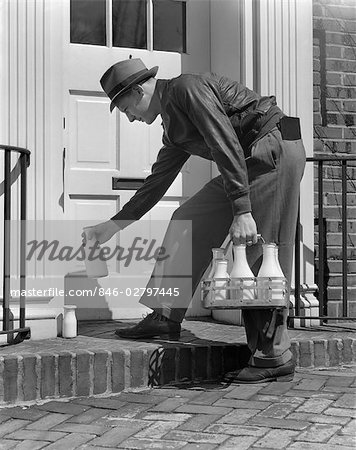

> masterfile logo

[
  {"left": 5, "top": 219, "right": 192, "bottom": 278},
  {"left": 26, "top": 236, "right": 169, "bottom": 267}
]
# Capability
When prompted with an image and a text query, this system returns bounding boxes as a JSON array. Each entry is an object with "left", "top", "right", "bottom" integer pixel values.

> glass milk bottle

[
  {"left": 83, "top": 226, "right": 108, "bottom": 278},
  {"left": 273, "top": 244, "right": 286, "bottom": 300},
  {"left": 203, "top": 248, "right": 225, "bottom": 305},
  {"left": 274, "top": 245, "right": 285, "bottom": 277},
  {"left": 213, "top": 258, "right": 229, "bottom": 301},
  {"left": 257, "top": 243, "right": 284, "bottom": 301},
  {"left": 230, "top": 244, "right": 255, "bottom": 301},
  {"left": 207, "top": 248, "right": 225, "bottom": 279},
  {"left": 62, "top": 305, "right": 77, "bottom": 338}
]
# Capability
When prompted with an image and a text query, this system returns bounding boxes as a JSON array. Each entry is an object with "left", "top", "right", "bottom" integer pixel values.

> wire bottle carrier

[
  {"left": 201, "top": 237, "right": 288, "bottom": 310},
  {"left": 201, "top": 276, "right": 288, "bottom": 309}
]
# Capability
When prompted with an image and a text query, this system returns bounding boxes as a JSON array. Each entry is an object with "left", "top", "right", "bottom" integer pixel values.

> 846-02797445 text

[
  {"left": 10, "top": 287, "right": 181, "bottom": 298},
  {"left": 90, "top": 287, "right": 180, "bottom": 297}
]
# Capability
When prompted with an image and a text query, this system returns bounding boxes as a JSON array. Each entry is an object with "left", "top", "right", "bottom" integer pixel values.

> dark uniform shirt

[{"left": 111, "top": 73, "right": 284, "bottom": 226}]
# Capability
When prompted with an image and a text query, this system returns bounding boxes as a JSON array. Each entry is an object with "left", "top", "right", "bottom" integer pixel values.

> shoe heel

[{"left": 276, "top": 373, "right": 294, "bottom": 382}]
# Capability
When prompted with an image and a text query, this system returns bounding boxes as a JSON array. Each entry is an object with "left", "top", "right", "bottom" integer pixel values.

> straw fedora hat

[{"left": 100, "top": 58, "right": 158, "bottom": 112}]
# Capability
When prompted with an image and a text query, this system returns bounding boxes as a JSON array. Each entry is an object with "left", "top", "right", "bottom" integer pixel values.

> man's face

[{"left": 114, "top": 86, "right": 157, "bottom": 124}]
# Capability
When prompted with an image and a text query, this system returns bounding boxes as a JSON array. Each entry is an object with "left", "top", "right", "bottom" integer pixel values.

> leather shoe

[
  {"left": 115, "top": 311, "right": 181, "bottom": 340},
  {"left": 224, "top": 359, "right": 295, "bottom": 384}
]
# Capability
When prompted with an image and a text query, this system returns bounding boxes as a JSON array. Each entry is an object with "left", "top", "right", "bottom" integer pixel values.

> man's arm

[
  {"left": 84, "top": 146, "right": 189, "bottom": 245},
  {"left": 111, "top": 145, "right": 189, "bottom": 227}
]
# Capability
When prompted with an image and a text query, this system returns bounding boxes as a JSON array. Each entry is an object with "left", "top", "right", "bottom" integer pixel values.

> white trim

[
  {"left": 0, "top": 0, "right": 9, "bottom": 144},
  {"left": 147, "top": 0, "right": 153, "bottom": 52},
  {"left": 107, "top": 0, "right": 113, "bottom": 48},
  {"left": 243, "top": 0, "right": 254, "bottom": 89},
  {"left": 44, "top": 0, "right": 64, "bottom": 222}
]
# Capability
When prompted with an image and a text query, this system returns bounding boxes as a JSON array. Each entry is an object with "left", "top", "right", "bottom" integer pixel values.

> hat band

[{"left": 108, "top": 68, "right": 149, "bottom": 100}]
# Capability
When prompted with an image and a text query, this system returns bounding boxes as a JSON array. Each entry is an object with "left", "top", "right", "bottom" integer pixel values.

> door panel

[
  {"left": 75, "top": 100, "right": 113, "bottom": 164},
  {"left": 69, "top": 94, "right": 117, "bottom": 166},
  {"left": 67, "top": 93, "right": 117, "bottom": 201}
]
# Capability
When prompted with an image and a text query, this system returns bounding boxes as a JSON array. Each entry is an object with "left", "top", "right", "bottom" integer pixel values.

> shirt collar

[{"left": 155, "top": 79, "right": 169, "bottom": 108}]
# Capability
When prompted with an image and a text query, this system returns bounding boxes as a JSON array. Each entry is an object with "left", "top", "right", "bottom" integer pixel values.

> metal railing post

[
  {"left": 20, "top": 154, "right": 28, "bottom": 329},
  {"left": 3, "top": 151, "right": 11, "bottom": 337},
  {"left": 295, "top": 202, "right": 301, "bottom": 316},
  {"left": 341, "top": 160, "right": 348, "bottom": 317},
  {"left": 317, "top": 160, "right": 325, "bottom": 318}
]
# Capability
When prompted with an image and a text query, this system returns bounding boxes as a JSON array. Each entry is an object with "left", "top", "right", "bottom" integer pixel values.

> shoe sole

[
  {"left": 226, "top": 373, "right": 294, "bottom": 384},
  {"left": 115, "top": 331, "right": 180, "bottom": 340}
]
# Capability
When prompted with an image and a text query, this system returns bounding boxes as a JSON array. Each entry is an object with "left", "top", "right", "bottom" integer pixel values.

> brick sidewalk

[
  {"left": 0, "top": 319, "right": 355, "bottom": 406},
  {"left": 0, "top": 365, "right": 354, "bottom": 449}
]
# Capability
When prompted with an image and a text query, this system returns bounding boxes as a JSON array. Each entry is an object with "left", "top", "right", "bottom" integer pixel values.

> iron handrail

[
  {"left": 293, "top": 153, "right": 356, "bottom": 322},
  {"left": 306, "top": 154, "right": 356, "bottom": 161},
  {"left": 1, "top": 145, "right": 31, "bottom": 344},
  {"left": 0, "top": 144, "right": 31, "bottom": 157}
]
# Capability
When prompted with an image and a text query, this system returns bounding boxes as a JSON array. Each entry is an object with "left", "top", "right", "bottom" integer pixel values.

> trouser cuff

[
  {"left": 139, "top": 297, "right": 184, "bottom": 324},
  {"left": 249, "top": 349, "right": 293, "bottom": 368},
  {"left": 156, "top": 306, "right": 185, "bottom": 323}
]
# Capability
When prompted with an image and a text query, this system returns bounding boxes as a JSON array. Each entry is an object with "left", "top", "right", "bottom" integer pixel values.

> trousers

[{"left": 140, "top": 128, "right": 306, "bottom": 367}]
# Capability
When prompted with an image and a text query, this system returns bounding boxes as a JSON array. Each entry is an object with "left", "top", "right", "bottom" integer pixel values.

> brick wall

[{"left": 313, "top": 0, "right": 356, "bottom": 318}]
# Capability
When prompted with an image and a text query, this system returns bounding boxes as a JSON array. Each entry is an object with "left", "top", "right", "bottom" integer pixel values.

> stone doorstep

[{"left": 0, "top": 334, "right": 355, "bottom": 407}]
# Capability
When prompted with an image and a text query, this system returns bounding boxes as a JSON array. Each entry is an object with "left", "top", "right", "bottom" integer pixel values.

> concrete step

[{"left": 0, "top": 319, "right": 354, "bottom": 406}]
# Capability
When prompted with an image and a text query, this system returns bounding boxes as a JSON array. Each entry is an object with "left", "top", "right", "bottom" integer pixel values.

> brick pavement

[
  {"left": 0, "top": 365, "right": 354, "bottom": 449},
  {"left": 0, "top": 319, "right": 355, "bottom": 406}
]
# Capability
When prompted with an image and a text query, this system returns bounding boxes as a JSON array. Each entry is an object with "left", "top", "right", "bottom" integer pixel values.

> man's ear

[{"left": 131, "top": 84, "right": 144, "bottom": 97}]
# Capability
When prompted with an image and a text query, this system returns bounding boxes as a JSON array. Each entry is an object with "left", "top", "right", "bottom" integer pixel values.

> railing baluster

[
  {"left": 342, "top": 160, "right": 347, "bottom": 317},
  {"left": 20, "top": 154, "right": 27, "bottom": 329},
  {"left": 318, "top": 160, "right": 324, "bottom": 318},
  {"left": 295, "top": 202, "right": 301, "bottom": 316},
  {"left": 3, "top": 151, "right": 11, "bottom": 338}
]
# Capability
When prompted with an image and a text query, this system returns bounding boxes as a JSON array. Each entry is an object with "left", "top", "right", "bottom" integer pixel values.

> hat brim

[{"left": 110, "top": 66, "right": 159, "bottom": 112}]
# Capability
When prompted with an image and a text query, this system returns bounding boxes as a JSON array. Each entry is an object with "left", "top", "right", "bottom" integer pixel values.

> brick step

[
  {"left": 314, "top": 232, "right": 356, "bottom": 246},
  {"left": 315, "top": 259, "right": 356, "bottom": 273},
  {"left": 314, "top": 192, "right": 356, "bottom": 206},
  {"left": 315, "top": 246, "right": 356, "bottom": 259},
  {"left": 315, "top": 180, "right": 356, "bottom": 194},
  {"left": 313, "top": 208, "right": 356, "bottom": 220},
  {"left": 0, "top": 341, "right": 248, "bottom": 406},
  {"left": 323, "top": 287, "right": 356, "bottom": 301},
  {"left": 312, "top": 274, "right": 356, "bottom": 287},
  {"left": 0, "top": 334, "right": 355, "bottom": 406},
  {"left": 323, "top": 219, "right": 356, "bottom": 234}
]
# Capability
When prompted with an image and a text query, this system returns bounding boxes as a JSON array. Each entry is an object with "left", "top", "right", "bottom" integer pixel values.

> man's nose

[{"left": 126, "top": 112, "right": 136, "bottom": 122}]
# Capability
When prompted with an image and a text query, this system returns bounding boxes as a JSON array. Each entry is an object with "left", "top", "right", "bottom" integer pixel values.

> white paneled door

[{"left": 62, "top": 0, "right": 211, "bottom": 319}]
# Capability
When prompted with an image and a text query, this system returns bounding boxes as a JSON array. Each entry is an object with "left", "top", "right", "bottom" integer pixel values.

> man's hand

[
  {"left": 229, "top": 212, "right": 258, "bottom": 246},
  {"left": 82, "top": 220, "right": 120, "bottom": 246}
]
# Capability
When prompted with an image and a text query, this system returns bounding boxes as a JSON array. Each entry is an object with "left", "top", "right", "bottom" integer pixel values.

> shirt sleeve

[
  {"left": 173, "top": 78, "right": 251, "bottom": 215},
  {"left": 111, "top": 146, "right": 189, "bottom": 229}
]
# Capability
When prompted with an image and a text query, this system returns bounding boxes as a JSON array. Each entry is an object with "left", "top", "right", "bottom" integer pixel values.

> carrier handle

[{"left": 225, "top": 234, "right": 264, "bottom": 255}]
